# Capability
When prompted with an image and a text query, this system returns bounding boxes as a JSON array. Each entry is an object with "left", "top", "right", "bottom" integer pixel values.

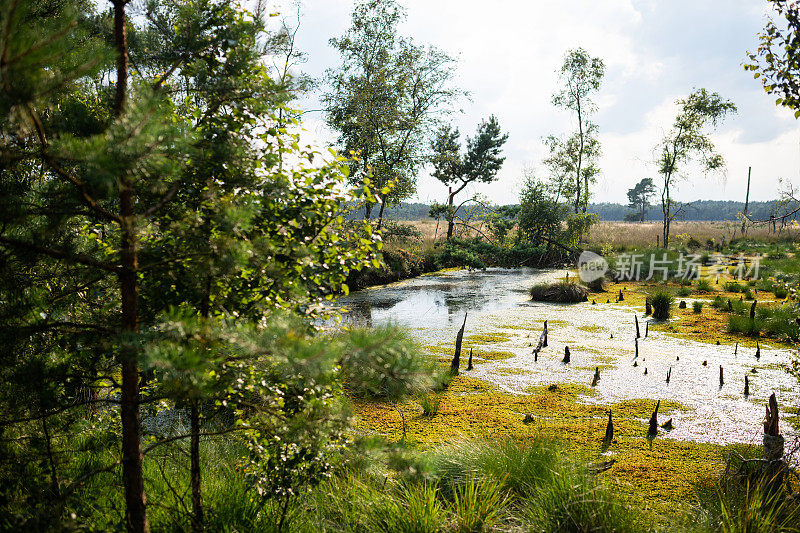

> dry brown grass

[
  {"left": 383, "top": 219, "right": 799, "bottom": 252},
  {"left": 587, "top": 221, "right": 798, "bottom": 248}
]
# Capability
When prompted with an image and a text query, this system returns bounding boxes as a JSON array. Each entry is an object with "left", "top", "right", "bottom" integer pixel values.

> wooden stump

[
  {"left": 744, "top": 375, "right": 749, "bottom": 396},
  {"left": 467, "top": 348, "right": 474, "bottom": 371},
  {"left": 750, "top": 300, "right": 757, "bottom": 320},
  {"left": 635, "top": 315, "right": 640, "bottom": 338},
  {"left": 666, "top": 367, "right": 672, "bottom": 384},
  {"left": 619, "top": 289, "right": 624, "bottom": 301},
  {"left": 562, "top": 346, "right": 570, "bottom": 364},
  {"left": 591, "top": 367, "right": 600, "bottom": 387},
  {"left": 645, "top": 322, "right": 649, "bottom": 337},
  {"left": 763, "top": 393, "right": 785, "bottom": 494},
  {"left": 719, "top": 365, "right": 724, "bottom": 387},
  {"left": 646, "top": 299, "right": 652, "bottom": 316},
  {"left": 602, "top": 411, "right": 613, "bottom": 446},
  {"left": 755, "top": 341, "right": 761, "bottom": 360},
  {"left": 648, "top": 400, "right": 660, "bottom": 437},
  {"left": 451, "top": 313, "right": 467, "bottom": 375}
]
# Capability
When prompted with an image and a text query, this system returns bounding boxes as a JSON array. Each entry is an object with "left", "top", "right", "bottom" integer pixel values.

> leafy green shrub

[
  {"left": 744, "top": 289, "right": 755, "bottom": 300},
  {"left": 774, "top": 286, "right": 789, "bottom": 299},
  {"left": 693, "top": 301, "right": 704, "bottom": 313},
  {"left": 687, "top": 237, "right": 702, "bottom": 249},
  {"left": 695, "top": 278, "right": 714, "bottom": 293},
  {"left": 677, "top": 286, "right": 692, "bottom": 297},
  {"left": 529, "top": 280, "right": 588, "bottom": 303},
  {"left": 712, "top": 295, "right": 726, "bottom": 309},
  {"left": 650, "top": 290, "right": 674, "bottom": 320},
  {"left": 341, "top": 326, "right": 436, "bottom": 400}
]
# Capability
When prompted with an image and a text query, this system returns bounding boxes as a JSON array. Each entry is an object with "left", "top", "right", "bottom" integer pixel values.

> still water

[{"left": 333, "top": 268, "right": 799, "bottom": 445}]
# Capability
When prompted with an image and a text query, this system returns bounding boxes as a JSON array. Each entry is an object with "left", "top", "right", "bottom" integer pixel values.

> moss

[
  {"left": 491, "top": 367, "right": 531, "bottom": 376},
  {"left": 351, "top": 373, "right": 716, "bottom": 519},
  {"left": 465, "top": 332, "right": 511, "bottom": 344},
  {"left": 474, "top": 349, "right": 516, "bottom": 361}
]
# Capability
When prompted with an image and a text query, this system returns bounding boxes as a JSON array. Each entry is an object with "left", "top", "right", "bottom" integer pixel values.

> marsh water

[{"left": 334, "top": 268, "right": 800, "bottom": 446}]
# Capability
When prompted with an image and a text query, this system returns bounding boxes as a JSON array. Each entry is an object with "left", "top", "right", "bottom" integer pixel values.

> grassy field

[{"left": 393, "top": 219, "right": 799, "bottom": 250}]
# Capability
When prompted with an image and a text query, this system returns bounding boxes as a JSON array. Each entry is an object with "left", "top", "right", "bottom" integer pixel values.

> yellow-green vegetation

[
  {"left": 473, "top": 349, "right": 517, "bottom": 361},
  {"left": 350, "top": 375, "right": 734, "bottom": 516},
  {"left": 491, "top": 367, "right": 530, "bottom": 376},
  {"left": 465, "top": 332, "right": 511, "bottom": 344}
]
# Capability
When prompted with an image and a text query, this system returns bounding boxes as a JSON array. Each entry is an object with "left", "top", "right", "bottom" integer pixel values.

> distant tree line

[{"left": 363, "top": 200, "right": 797, "bottom": 222}]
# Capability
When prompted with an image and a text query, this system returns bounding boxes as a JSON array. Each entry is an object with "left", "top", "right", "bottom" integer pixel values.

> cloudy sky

[{"left": 279, "top": 0, "right": 800, "bottom": 205}]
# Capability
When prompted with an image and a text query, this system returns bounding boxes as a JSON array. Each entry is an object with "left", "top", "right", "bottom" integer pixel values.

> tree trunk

[
  {"left": 377, "top": 197, "right": 386, "bottom": 230},
  {"left": 190, "top": 401, "right": 203, "bottom": 531},
  {"left": 114, "top": 2, "right": 149, "bottom": 531},
  {"left": 446, "top": 187, "right": 455, "bottom": 239}
]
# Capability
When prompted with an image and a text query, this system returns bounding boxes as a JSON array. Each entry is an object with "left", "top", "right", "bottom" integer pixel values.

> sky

[{"left": 275, "top": 0, "right": 800, "bottom": 206}]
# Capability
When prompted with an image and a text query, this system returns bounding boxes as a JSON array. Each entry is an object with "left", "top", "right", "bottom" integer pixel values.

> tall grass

[{"left": 650, "top": 290, "right": 674, "bottom": 320}]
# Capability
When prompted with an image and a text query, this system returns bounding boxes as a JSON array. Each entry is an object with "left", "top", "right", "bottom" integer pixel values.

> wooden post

[
  {"left": 644, "top": 367, "right": 648, "bottom": 375},
  {"left": 451, "top": 313, "right": 467, "bottom": 375},
  {"left": 755, "top": 341, "right": 761, "bottom": 360},
  {"left": 635, "top": 315, "right": 640, "bottom": 338},
  {"left": 719, "top": 365, "right": 724, "bottom": 387},
  {"left": 744, "top": 375, "right": 749, "bottom": 396},
  {"left": 735, "top": 342, "right": 738, "bottom": 356},
  {"left": 603, "top": 411, "right": 613, "bottom": 446},
  {"left": 591, "top": 367, "right": 600, "bottom": 387},
  {"left": 750, "top": 300, "right": 757, "bottom": 320},
  {"left": 763, "top": 393, "right": 785, "bottom": 493},
  {"left": 619, "top": 289, "right": 624, "bottom": 301},
  {"left": 542, "top": 320, "right": 548, "bottom": 347},
  {"left": 648, "top": 400, "right": 660, "bottom": 437},
  {"left": 666, "top": 367, "right": 672, "bottom": 384},
  {"left": 562, "top": 346, "right": 570, "bottom": 364},
  {"left": 645, "top": 322, "right": 649, "bottom": 337},
  {"left": 467, "top": 348, "right": 474, "bottom": 371},
  {"left": 635, "top": 338, "right": 639, "bottom": 358}
]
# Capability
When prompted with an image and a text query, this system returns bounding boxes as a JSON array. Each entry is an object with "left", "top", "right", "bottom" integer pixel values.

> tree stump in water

[
  {"left": 744, "top": 375, "right": 749, "bottom": 396},
  {"left": 661, "top": 418, "right": 673, "bottom": 431},
  {"left": 702, "top": 360, "right": 707, "bottom": 366},
  {"left": 635, "top": 315, "right": 640, "bottom": 338},
  {"left": 763, "top": 393, "right": 785, "bottom": 494},
  {"left": 755, "top": 341, "right": 761, "bottom": 360},
  {"left": 648, "top": 400, "right": 660, "bottom": 437},
  {"left": 719, "top": 365, "right": 724, "bottom": 387},
  {"left": 644, "top": 367, "right": 648, "bottom": 375},
  {"left": 591, "top": 367, "right": 600, "bottom": 387},
  {"left": 542, "top": 320, "right": 548, "bottom": 347},
  {"left": 735, "top": 342, "right": 738, "bottom": 356},
  {"left": 562, "top": 346, "right": 570, "bottom": 364},
  {"left": 602, "top": 411, "right": 613, "bottom": 446},
  {"left": 467, "top": 348, "right": 474, "bottom": 371},
  {"left": 635, "top": 338, "right": 638, "bottom": 358},
  {"left": 645, "top": 322, "right": 649, "bottom": 337},
  {"left": 450, "top": 313, "right": 467, "bottom": 375},
  {"left": 666, "top": 367, "right": 672, "bottom": 384},
  {"left": 633, "top": 361, "right": 638, "bottom": 367}
]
